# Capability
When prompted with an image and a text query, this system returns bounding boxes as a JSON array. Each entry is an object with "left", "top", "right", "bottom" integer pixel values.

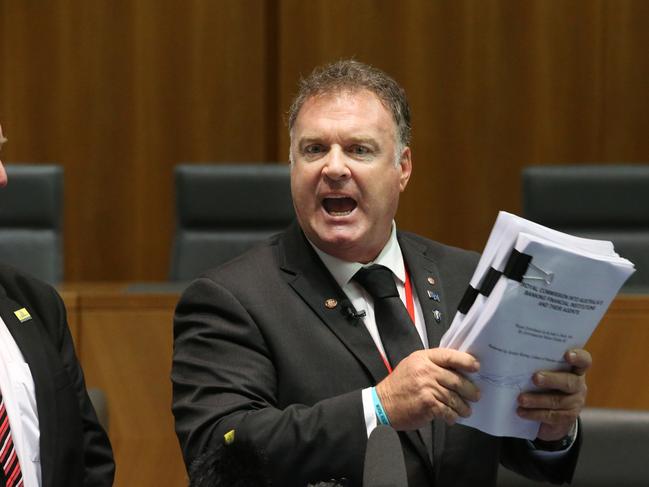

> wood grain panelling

[
  {"left": 277, "top": 0, "right": 613, "bottom": 252},
  {"left": 601, "top": 1, "right": 649, "bottom": 160},
  {"left": 0, "top": 0, "right": 271, "bottom": 280},
  {"left": 1, "top": 1, "right": 648, "bottom": 278},
  {"left": 72, "top": 287, "right": 185, "bottom": 486}
]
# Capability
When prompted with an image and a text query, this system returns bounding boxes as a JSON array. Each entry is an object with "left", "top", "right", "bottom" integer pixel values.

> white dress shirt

[{"left": 0, "top": 316, "right": 41, "bottom": 486}]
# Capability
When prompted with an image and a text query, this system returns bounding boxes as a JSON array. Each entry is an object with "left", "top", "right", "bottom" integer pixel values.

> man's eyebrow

[
  {"left": 346, "top": 137, "right": 378, "bottom": 146},
  {"left": 297, "top": 136, "right": 379, "bottom": 146},
  {"left": 297, "top": 137, "right": 324, "bottom": 145}
]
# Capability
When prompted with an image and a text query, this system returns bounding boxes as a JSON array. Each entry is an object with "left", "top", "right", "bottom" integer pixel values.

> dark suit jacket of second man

[{"left": 0, "top": 265, "right": 114, "bottom": 486}]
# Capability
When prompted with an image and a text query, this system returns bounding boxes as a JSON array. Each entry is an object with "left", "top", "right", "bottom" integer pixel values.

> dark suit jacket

[
  {"left": 0, "top": 265, "right": 114, "bottom": 487},
  {"left": 172, "top": 223, "right": 579, "bottom": 487}
]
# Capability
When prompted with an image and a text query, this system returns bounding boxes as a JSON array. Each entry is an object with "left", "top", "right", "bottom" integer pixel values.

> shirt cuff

[{"left": 362, "top": 387, "right": 378, "bottom": 437}]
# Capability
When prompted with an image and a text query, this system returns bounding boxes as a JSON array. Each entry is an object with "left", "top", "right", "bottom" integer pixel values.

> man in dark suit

[
  {"left": 172, "top": 61, "right": 589, "bottom": 486},
  {"left": 0, "top": 125, "right": 114, "bottom": 486}
]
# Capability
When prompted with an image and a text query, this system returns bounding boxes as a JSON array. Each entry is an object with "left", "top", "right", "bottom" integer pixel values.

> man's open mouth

[{"left": 322, "top": 196, "right": 357, "bottom": 217}]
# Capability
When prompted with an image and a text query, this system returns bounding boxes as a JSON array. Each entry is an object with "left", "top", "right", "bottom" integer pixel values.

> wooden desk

[
  {"left": 58, "top": 285, "right": 649, "bottom": 487},
  {"left": 583, "top": 294, "right": 649, "bottom": 408},
  {"left": 60, "top": 283, "right": 187, "bottom": 487}
]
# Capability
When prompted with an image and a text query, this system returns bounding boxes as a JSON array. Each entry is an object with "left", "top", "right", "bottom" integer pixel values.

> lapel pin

[
  {"left": 324, "top": 298, "right": 338, "bottom": 309},
  {"left": 427, "top": 290, "right": 441, "bottom": 302},
  {"left": 14, "top": 308, "right": 32, "bottom": 323},
  {"left": 223, "top": 429, "right": 235, "bottom": 445},
  {"left": 432, "top": 309, "right": 442, "bottom": 323},
  {"left": 427, "top": 277, "right": 436, "bottom": 285}
]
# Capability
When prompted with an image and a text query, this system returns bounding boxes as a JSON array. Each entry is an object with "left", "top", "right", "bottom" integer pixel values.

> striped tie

[{"left": 0, "top": 396, "right": 22, "bottom": 487}]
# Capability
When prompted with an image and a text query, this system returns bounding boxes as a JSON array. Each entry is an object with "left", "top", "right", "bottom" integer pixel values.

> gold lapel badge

[
  {"left": 324, "top": 298, "right": 338, "bottom": 309},
  {"left": 224, "top": 429, "right": 236, "bottom": 445},
  {"left": 14, "top": 308, "right": 32, "bottom": 323}
]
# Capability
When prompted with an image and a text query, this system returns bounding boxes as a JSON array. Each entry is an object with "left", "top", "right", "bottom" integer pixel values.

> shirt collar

[{"left": 309, "top": 222, "right": 406, "bottom": 288}]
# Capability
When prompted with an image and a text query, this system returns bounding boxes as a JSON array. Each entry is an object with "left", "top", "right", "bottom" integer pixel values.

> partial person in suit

[
  {"left": 0, "top": 125, "right": 114, "bottom": 486},
  {"left": 172, "top": 60, "right": 589, "bottom": 486}
]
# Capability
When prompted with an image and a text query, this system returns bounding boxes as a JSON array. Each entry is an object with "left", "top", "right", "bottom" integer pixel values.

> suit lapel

[
  {"left": 399, "top": 234, "right": 449, "bottom": 473},
  {"left": 278, "top": 223, "right": 389, "bottom": 384},
  {"left": 399, "top": 235, "right": 452, "bottom": 347},
  {"left": 0, "top": 292, "right": 57, "bottom": 487}
]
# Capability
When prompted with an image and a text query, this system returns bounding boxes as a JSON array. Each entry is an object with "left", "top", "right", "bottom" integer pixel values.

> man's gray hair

[{"left": 287, "top": 60, "right": 411, "bottom": 148}]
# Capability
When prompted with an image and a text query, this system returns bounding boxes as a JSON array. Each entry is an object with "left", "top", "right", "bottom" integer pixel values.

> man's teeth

[{"left": 329, "top": 209, "right": 353, "bottom": 216}]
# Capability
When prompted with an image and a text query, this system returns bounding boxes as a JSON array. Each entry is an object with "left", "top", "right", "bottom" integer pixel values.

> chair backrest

[
  {"left": 170, "top": 163, "right": 294, "bottom": 281},
  {"left": 522, "top": 165, "right": 649, "bottom": 292},
  {"left": 0, "top": 164, "right": 63, "bottom": 283},
  {"left": 497, "top": 407, "right": 649, "bottom": 486}
]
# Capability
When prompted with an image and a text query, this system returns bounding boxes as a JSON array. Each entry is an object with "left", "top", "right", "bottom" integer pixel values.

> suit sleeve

[
  {"left": 500, "top": 425, "right": 581, "bottom": 484},
  {"left": 51, "top": 287, "right": 115, "bottom": 486},
  {"left": 172, "top": 277, "right": 368, "bottom": 487}
]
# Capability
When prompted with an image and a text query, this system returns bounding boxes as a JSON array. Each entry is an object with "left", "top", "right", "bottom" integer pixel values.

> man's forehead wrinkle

[
  {"left": 297, "top": 133, "right": 380, "bottom": 145},
  {"left": 309, "top": 86, "right": 363, "bottom": 104},
  {"left": 296, "top": 99, "right": 395, "bottom": 139},
  {"left": 313, "top": 88, "right": 397, "bottom": 122}
]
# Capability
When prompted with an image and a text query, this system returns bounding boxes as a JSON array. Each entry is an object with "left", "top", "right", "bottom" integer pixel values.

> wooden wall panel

[
  {"left": 72, "top": 287, "right": 185, "bottom": 486},
  {"left": 0, "top": 0, "right": 271, "bottom": 280},
  {"left": 601, "top": 1, "right": 649, "bottom": 160},
  {"left": 1, "top": 0, "right": 649, "bottom": 279},
  {"left": 584, "top": 295, "right": 649, "bottom": 409},
  {"left": 276, "top": 0, "right": 611, "bottom": 252}
]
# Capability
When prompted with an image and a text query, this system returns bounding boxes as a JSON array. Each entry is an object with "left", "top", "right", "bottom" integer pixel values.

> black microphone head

[
  {"left": 188, "top": 440, "right": 270, "bottom": 487},
  {"left": 362, "top": 425, "right": 408, "bottom": 487},
  {"left": 340, "top": 300, "right": 365, "bottom": 323}
]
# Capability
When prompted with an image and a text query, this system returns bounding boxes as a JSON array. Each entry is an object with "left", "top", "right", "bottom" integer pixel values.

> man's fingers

[
  {"left": 440, "top": 390, "right": 472, "bottom": 418},
  {"left": 378, "top": 349, "right": 481, "bottom": 430},
  {"left": 518, "top": 391, "right": 582, "bottom": 411},
  {"left": 437, "top": 370, "right": 481, "bottom": 403},
  {"left": 533, "top": 370, "right": 585, "bottom": 394},
  {"left": 430, "top": 389, "right": 472, "bottom": 423},
  {"left": 565, "top": 348, "right": 592, "bottom": 375},
  {"left": 429, "top": 348, "right": 480, "bottom": 373}
]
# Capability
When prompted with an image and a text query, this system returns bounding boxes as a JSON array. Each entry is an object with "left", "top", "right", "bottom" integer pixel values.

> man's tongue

[{"left": 323, "top": 197, "right": 357, "bottom": 216}]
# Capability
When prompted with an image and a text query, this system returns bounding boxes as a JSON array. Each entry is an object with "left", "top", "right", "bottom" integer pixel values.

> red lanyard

[
  {"left": 379, "top": 269, "right": 416, "bottom": 373},
  {"left": 405, "top": 269, "right": 415, "bottom": 323}
]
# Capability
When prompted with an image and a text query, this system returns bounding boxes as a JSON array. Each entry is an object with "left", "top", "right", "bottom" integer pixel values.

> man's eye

[
  {"left": 304, "top": 145, "right": 325, "bottom": 155},
  {"left": 350, "top": 145, "right": 370, "bottom": 155}
]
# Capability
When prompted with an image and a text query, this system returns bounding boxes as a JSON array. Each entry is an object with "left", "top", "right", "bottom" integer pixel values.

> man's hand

[
  {"left": 375, "top": 348, "right": 480, "bottom": 430},
  {"left": 517, "top": 348, "right": 591, "bottom": 441}
]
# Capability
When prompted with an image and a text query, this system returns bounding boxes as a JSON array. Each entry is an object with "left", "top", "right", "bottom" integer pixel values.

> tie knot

[{"left": 353, "top": 264, "right": 399, "bottom": 299}]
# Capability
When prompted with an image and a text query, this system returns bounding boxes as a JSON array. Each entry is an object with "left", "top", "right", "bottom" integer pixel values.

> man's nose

[{"left": 322, "top": 147, "right": 351, "bottom": 181}]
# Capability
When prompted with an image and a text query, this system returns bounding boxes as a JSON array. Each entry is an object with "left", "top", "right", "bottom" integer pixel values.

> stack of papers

[{"left": 440, "top": 211, "right": 635, "bottom": 439}]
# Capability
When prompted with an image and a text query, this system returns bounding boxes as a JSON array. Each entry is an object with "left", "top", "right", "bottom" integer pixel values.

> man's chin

[
  {"left": 314, "top": 234, "right": 356, "bottom": 251},
  {"left": 310, "top": 231, "right": 358, "bottom": 254},
  {"left": 309, "top": 230, "right": 383, "bottom": 263}
]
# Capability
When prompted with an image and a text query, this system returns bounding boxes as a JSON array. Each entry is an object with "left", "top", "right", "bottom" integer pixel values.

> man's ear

[{"left": 398, "top": 146, "right": 412, "bottom": 192}]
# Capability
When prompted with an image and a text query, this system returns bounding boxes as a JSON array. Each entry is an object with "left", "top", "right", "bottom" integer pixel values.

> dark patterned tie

[
  {"left": 355, "top": 265, "right": 434, "bottom": 461},
  {"left": 354, "top": 264, "right": 423, "bottom": 368},
  {"left": 0, "top": 394, "right": 23, "bottom": 487}
]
